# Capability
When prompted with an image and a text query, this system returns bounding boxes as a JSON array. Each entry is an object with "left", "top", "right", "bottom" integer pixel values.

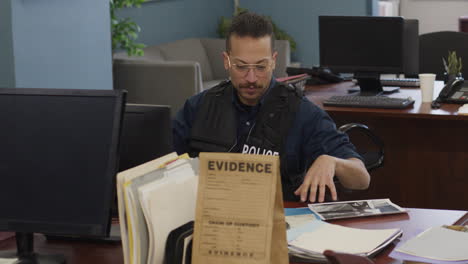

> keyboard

[
  {"left": 324, "top": 95, "right": 415, "bottom": 109},
  {"left": 380, "top": 78, "right": 420, "bottom": 87}
]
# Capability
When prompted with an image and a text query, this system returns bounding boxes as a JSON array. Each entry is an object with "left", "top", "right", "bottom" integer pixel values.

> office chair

[
  {"left": 419, "top": 31, "right": 468, "bottom": 80},
  {"left": 334, "top": 123, "right": 384, "bottom": 201},
  {"left": 286, "top": 123, "right": 384, "bottom": 203},
  {"left": 459, "top": 16, "right": 468, "bottom": 33},
  {"left": 338, "top": 123, "right": 384, "bottom": 172}
]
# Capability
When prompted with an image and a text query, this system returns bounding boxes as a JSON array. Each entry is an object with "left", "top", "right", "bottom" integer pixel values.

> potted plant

[
  {"left": 443, "top": 50, "right": 463, "bottom": 83},
  {"left": 110, "top": 0, "right": 146, "bottom": 56}
]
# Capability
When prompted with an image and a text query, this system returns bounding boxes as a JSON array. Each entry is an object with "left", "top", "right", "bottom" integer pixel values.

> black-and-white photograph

[{"left": 308, "top": 199, "right": 406, "bottom": 220}]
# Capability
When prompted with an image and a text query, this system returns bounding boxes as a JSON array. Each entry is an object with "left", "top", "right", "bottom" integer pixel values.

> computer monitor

[
  {"left": 0, "top": 88, "right": 125, "bottom": 263},
  {"left": 319, "top": 16, "right": 418, "bottom": 95},
  {"left": 118, "top": 103, "right": 172, "bottom": 172}
]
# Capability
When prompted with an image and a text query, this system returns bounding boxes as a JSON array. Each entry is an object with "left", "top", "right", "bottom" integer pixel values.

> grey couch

[{"left": 113, "top": 38, "right": 290, "bottom": 115}]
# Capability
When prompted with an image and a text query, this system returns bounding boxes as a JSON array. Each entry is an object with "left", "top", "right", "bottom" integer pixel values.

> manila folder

[{"left": 192, "top": 152, "right": 288, "bottom": 264}]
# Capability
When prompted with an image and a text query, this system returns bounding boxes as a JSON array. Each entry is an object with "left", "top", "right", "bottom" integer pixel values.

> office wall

[
  {"left": 0, "top": 0, "right": 15, "bottom": 87},
  {"left": 7, "top": 0, "right": 112, "bottom": 90},
  {"left": 401, "top": 0, "right": 468, "bottom": 35},
  {"left": 116, "top": 0, "right": 232, "bottom": 47},
  {"left": 239, "top": 0, "right": 376, "bottom": 67}
]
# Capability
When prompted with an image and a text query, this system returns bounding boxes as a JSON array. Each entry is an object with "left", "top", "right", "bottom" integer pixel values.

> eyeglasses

[{"left": 227, "top": 56, "right": 274, "bottom": 76}]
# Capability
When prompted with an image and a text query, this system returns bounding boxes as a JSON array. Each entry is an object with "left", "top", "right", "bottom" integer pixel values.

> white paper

[
  {"left": 396, "top": 226, "right": 468, "bottom": 261},
  {"left": 116, "top": 152, "right": 178, "bottom": 264},
  {"left": 289, "top": 222, "right": 400, "bottom": 255},
  {"left": 0, "top": 258, "right": 17, "bottom": 264},
  {"left": 138, "top": 160, "right": 198, "bottom": 264}
]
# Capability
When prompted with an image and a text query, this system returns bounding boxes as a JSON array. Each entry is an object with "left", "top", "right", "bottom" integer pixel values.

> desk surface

[
  {"left": 305, "top": 81, "right": 468, "bottom": 210},
  {"left": 325, "top": 209, "right": 466, "bottom": 264},
  {"left": 285, "top": 202, "right": 467, "bottom": 264},
  {"left": 0, "top": 208, "right": 466, "bottom": 264},
  {"left": 305, "top": 81, "right": 468, "bottom": 120}
]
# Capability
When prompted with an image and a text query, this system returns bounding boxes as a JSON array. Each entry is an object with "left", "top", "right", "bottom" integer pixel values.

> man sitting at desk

[{"left": 173, "top": 12, "right": 370, "bottom": 202}]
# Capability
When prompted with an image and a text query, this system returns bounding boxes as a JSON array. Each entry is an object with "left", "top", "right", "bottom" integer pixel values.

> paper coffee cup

[{"left": 418, "top": 73, "right": 436, "bottom": 103}]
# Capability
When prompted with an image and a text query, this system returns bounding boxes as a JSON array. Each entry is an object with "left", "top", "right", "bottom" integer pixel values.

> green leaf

[
  {"left": 445, "top": 50, "right": 463, "bottom": 75},
  {"left": 110, "top": 0, "right": 145, "bottom": 56}
]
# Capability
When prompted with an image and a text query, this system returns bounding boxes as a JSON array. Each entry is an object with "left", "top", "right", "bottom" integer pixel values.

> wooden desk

[
  {"left": 318, "top": 209, "right": 466, "bottom": 264},
  {"left": 305, "top": 82, "right": 468, "bottom": 210},
  {"left": 0, "top": 209, "right": 466, "bottom": 264},
  {"left": 284, "top": 203, "right": 465, "bottom": 264}
]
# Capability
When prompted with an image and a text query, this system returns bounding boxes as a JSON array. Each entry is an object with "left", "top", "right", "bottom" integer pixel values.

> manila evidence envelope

[{"left": 192, "top": 152, "right": 288, "bottom": 264}]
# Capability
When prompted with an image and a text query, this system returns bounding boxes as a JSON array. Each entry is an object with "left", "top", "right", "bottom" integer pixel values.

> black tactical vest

[{"left": 188, "top": 81, "right": 302, "bottom": 198}]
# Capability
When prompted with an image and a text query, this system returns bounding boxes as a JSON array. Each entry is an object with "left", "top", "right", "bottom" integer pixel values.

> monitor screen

[
  {"left": 0, "top": 88, "right": 125, "bottom": 237},
  {"left": 118, "top": 103, "right": 172, "bottom": 172},
  {"left": 319, "top": 16, "right": 404, "bottom": 74}
]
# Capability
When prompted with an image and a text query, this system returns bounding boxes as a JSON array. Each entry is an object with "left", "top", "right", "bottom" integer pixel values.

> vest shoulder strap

[
  {"left": 247, "top": 82, "right": 302, "bottom": 152},
  {"left": 188, "top": 81, "right": 237, "bottom": 156}
]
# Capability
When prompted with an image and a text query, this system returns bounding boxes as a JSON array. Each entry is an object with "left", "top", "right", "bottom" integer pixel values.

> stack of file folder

[
  {"left": 117, "top": 152, "right": 199, "bottom": 264},
  {"left": 285, "top": 207, "right": 402, "bottom": 263}
]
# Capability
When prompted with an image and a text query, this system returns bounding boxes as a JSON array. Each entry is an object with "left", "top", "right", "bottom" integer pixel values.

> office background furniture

[
  {"left": 118, "top": 104, "right": 173, "bottom": 172},
  {"left": 419, "top": 31, "right": 468, "bottom": 80},
  {"left": 113, "top": 38, "right": 290, "bottom": 115},
  {"left": 338, "top": 123, "right": 384, "bottom": 171},
  {"left": 305, "top": 81, "right": 468, "bottom": 210},
  {"left": 0, "top": 209, "right": 465, "bottom": 264},
  {"left": 336, "top": 123, "right": 385, "bottom": 202},
  {"left": 400, "top": 0, "right": 468, "bottom": 34},
  {"left": 460, "top": 16, "right": 468, "bottom": 33}
]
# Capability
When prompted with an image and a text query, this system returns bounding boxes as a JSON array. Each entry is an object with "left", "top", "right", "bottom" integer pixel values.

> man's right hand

[{"left": 293, "top": 155, "right": 338, "bottom": 203}]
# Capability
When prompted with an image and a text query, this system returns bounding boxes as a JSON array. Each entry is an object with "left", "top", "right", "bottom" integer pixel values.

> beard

[{"left": 233, "top": 79, "right": 270, "bottom": 105}]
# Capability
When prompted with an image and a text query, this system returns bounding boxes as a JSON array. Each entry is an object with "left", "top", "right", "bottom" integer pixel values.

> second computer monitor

[
  {"left": 319, "top": 16, "right": 418, "bottom": 95},
  {"left": 320, "top": 16, "right": 404, "bottom": 74},
  {"left": 118, "top": 104, "right": 173, "bottom": 172}
]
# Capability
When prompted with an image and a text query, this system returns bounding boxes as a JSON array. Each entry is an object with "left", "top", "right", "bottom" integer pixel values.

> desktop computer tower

[{"left": 403, "top": 19, "right": 419, "bottom": 77}]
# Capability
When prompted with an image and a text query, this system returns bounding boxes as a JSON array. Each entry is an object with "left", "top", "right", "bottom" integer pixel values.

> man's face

[{"left": 223, "top": 35, "right": 277, "bottom": 106}]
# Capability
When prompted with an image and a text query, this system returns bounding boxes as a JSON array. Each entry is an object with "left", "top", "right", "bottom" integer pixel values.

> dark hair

[{"left": 226, "top": 12, "right": 275, "bottom": 53}]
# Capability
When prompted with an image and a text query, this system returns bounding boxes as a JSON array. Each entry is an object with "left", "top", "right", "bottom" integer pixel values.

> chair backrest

[
  {"left": 200, "top": 38, "right": 229, "bottom": 80},
  {"left": 338, "top": 123, "right": 384, "bottom": 172},
  {"left": 332, "top": 123, "right": 384, "bottom": 202},
  {"left": 459, "top": 16, "right": 468, "bottom": 33},
  {"left": 273, "top": 39, "right": 291, "bottom": 78},
  {"left": 113, "top": 45, "right": 165, "bottom": 63},
  {"left": 419, "top": 31, "right": 468, "bottom": 80}
]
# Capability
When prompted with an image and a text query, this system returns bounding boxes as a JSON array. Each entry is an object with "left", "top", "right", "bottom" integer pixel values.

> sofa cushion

[
  {"left": 273, "top": 40, "right": 290, "bottom": 77},
  {"left": 113, "top": 46, "right": 164, "bottom": 64},
  {"left": 200, "top": 38, "right": 229, "bottom": 80},
  {"left": 158, "top": 38, "right": 213, "bottom": 81},
  {"left": 202, "top": 79, "right": 225, "bottom": 91},
  {"left": 142, "top": 45, "right": 165, "bottom": 61}
]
